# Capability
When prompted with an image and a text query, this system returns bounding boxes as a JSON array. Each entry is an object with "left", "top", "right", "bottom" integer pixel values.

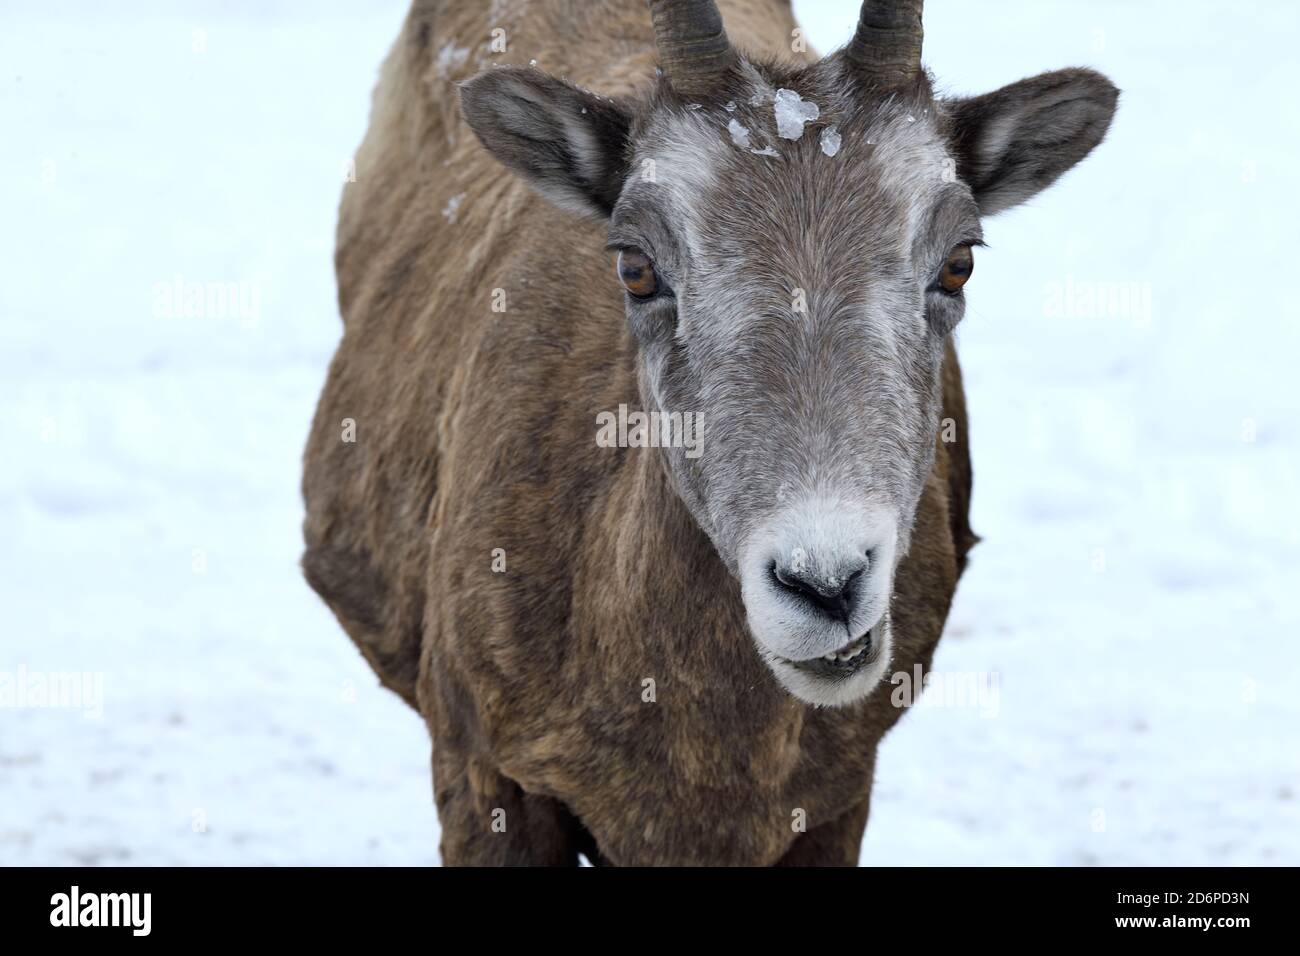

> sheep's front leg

[
  {"left": 775, "top": 799, "right": 872, "bottom": 867},
  {"left": 433, "top": 753, "right": 586, "bottom": 866}
]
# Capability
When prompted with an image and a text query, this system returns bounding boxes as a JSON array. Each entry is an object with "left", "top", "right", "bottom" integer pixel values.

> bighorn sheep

[{"left": 302, "top": 0, "right": 1117, "bottom": 865}]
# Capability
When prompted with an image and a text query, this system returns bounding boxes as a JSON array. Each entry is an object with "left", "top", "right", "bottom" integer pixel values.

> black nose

[{"left": 770, "top": 562, "right": 865, "bottom": 625}]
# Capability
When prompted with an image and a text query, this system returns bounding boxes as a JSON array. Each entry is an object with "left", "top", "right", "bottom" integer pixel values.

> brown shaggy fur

[{"left": 302, "top": 0, "right": 976, "bottom": 865}]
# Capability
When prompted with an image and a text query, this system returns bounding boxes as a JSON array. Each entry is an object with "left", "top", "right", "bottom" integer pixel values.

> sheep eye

[
  {"left": 616, "top": 248, "right": 660, "bottom": 299},
  {"left": 937, "top": 244, "right": 974, "bottom": 294}
]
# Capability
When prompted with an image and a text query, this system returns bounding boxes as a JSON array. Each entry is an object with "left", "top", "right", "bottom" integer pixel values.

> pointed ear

[
  {"left": 946, "top": 68, "right": 1118, "bottom": 217},
  {"left": 459, "top": 67, "right": 632, "bottom": 220}
]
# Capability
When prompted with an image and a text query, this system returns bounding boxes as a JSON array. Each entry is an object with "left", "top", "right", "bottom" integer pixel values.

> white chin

[{"left": 762, "top": 619, "right": 894, "bottom": 708}]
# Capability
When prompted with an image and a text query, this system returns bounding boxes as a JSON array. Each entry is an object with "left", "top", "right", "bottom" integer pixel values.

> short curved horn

[
  {"left": 647, "top": 0, "right": 736, "bottom": 97},
  {"left": 844, "top": 0, "right": 925, "bottom": 89}
]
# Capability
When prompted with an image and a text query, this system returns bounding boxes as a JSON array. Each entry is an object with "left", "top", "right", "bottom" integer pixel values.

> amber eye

[
  {"left": 616, "top": 248, "right": 660, "bottom": 299},
  {"left": 937, "top": 244, "right": 974, "bottom": 295}
]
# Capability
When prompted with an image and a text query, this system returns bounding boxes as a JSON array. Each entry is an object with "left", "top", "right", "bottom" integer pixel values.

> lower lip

[{"left": 785, "top": 629, "right": 876, "bottom": 678}]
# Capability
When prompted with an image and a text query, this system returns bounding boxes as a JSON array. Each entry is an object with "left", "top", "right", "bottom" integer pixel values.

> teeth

[
  {"left": 820, "top": 635, "right": 870, "bottom": 664},
  {"left": 788, "top": 631, "right": 874, "bottom": 668}
]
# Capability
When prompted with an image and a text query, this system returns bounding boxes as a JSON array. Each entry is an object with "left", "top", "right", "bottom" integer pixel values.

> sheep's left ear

[
  {"left": 945, "top": 68, "right": 1119, "bottom": 217},
  {"left": 459, "top": 67, "right": 632, "bottom": 220}
]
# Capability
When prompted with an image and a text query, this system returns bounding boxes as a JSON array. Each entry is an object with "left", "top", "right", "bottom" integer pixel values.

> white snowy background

[{"left": 1, "top": 0, "right": 1296, "bottom": 866}]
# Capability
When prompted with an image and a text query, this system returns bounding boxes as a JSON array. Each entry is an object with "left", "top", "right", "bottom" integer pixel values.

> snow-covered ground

[{"left": 1, "top": 1, "right": 1296, "bottom": 866}]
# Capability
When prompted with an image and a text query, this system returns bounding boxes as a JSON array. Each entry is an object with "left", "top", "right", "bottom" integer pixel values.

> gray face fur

[{"left": 461, "top": 47, "right": 1117, "bottom": 706}]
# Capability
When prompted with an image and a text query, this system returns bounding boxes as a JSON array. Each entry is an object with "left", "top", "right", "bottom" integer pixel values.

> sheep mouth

[{"left": 776, "top": 627, "right": 876, "bottom": 679}]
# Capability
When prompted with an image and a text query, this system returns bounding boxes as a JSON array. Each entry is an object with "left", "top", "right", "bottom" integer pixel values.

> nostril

[
  {"left": 770, "top": 563, "right": 864, "bottom": 625},
  {"left": 843, "top": 566, "right": 865, "bottom": 595}
]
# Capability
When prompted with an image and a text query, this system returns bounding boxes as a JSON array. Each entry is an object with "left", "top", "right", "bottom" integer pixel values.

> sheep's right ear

[{"left": 459, "top": 68, "right": 632, "bottom": 220}]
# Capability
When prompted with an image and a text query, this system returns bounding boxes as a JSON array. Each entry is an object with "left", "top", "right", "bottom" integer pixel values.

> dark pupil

[
  {"left": 946, "top": 255, "right": 971, "bottom": 277},
  {"left": 621, "top": 264, "right": 645, "bottom": 283}
]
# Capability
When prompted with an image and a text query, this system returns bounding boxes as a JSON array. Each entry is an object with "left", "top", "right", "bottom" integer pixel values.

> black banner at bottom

[{"left": 0, "top": 865, "right": 1279, "bottom": 944}]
